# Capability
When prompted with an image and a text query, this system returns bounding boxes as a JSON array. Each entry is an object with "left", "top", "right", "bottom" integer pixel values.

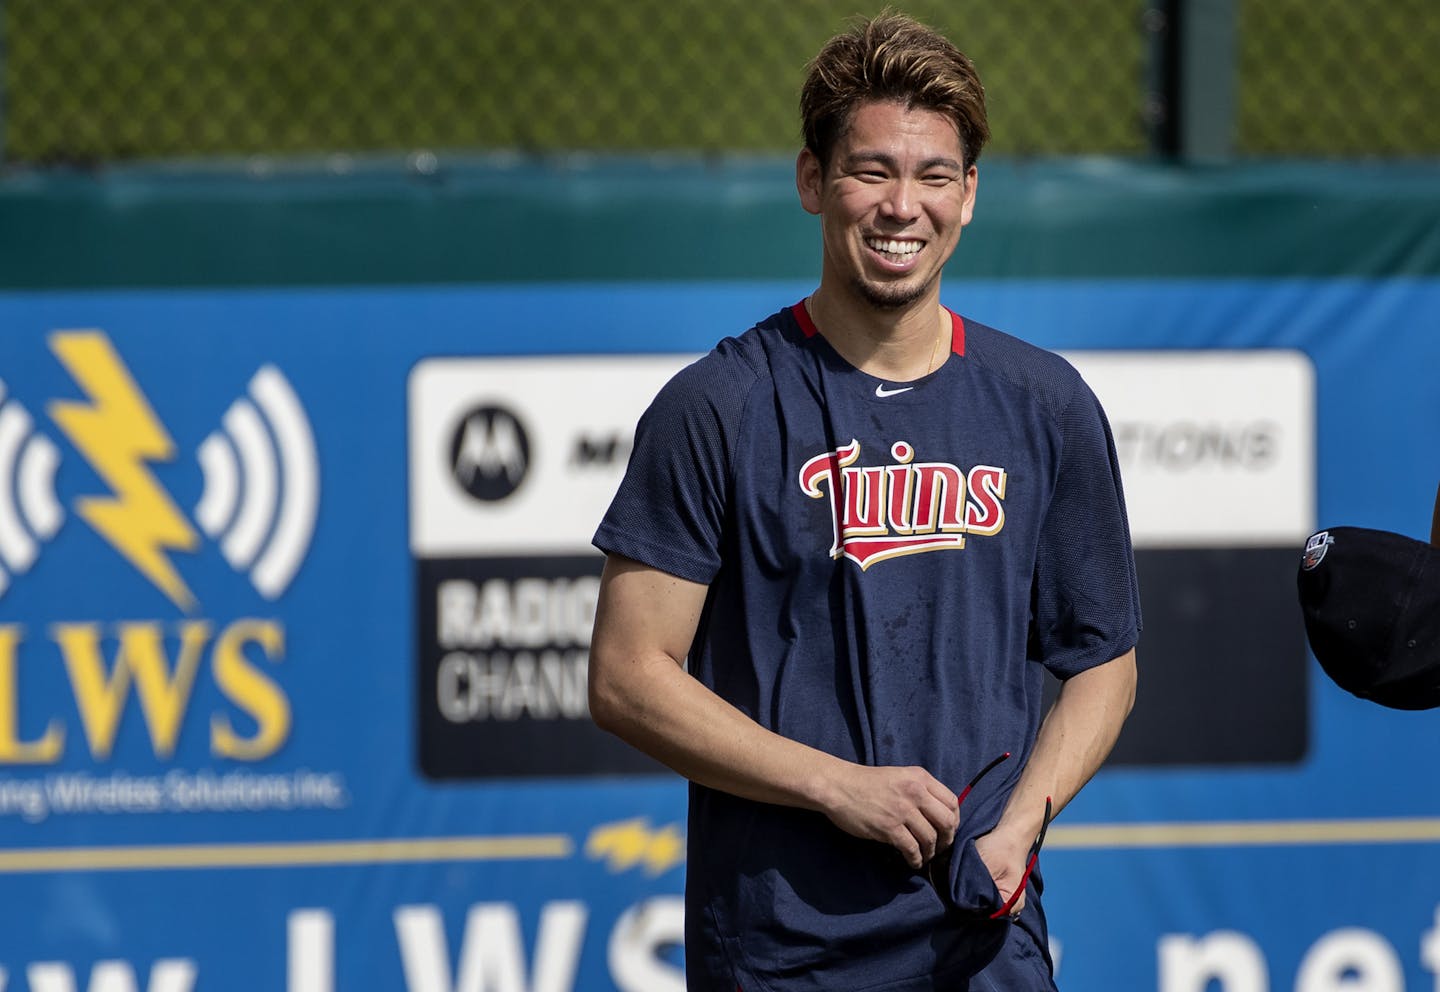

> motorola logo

[{"left": 449, "top": 405, "right": 530, "bottom": 502}]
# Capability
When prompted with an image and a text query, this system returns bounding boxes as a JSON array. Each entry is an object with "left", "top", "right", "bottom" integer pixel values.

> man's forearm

[
  {"left": 592, "top": 643, "right": 964, "bottom": 867},
  {"left": 590, "top": 636, "right": 844, "bottom": 811},
  {"left": 997, "top": 649, "right": 1138, "bottom": 838},
  {"left": 589, "top": 554, "right": 963, "bottom": 866}
]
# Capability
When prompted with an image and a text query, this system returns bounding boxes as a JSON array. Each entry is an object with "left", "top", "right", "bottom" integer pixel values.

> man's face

[{"left": 797, "top": 100, "right": 978, "bottom": 311}]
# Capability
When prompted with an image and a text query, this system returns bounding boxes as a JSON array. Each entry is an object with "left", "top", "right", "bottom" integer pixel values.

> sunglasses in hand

[{"left": 926, "top": 752, "right": 1053, "bottom": 920}]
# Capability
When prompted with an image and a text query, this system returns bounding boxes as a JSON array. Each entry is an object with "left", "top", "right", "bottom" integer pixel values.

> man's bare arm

[
  {"left": 974, "top": 648, "right": 1138, "bottom": 912},
  {"left": 589, "top": 553, "right": 958, "bottom": 868}
]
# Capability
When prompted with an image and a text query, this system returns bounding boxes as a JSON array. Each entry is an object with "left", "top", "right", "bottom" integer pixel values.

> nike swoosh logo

[{"left": 875, "top": 384, "right": 915, "bottom": 397}]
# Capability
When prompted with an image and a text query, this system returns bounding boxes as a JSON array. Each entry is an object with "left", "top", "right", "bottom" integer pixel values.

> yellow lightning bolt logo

[
  {"left": 48, "top": 330, "right": 199, "bottom": 612},
  {"left": 585, "top": 818, "right": 686, "bottom": 876}
]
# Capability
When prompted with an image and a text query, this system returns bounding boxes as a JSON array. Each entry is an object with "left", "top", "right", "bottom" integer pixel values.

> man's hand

[
  {"left": 973, "top": 822, "right": 1037, "bottom": 916},
  {"left": 819, "top": 764, "right": 959, "bottom": 869}
]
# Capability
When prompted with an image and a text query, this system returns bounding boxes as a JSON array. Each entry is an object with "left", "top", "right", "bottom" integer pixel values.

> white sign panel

[
  {"left": 1065, "top": 350, "right": 1315, "bottom": 548},
  {"left": 410, "top": 350, "right": 1314, "bottom": 556},
  {"left": 408, "top": 356, "right": 692, "bottom": 555}
]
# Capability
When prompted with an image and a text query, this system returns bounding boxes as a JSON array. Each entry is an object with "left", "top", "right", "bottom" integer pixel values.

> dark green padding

[{"left": 2, "top": 158, "right": 1438, "bottom": 289}]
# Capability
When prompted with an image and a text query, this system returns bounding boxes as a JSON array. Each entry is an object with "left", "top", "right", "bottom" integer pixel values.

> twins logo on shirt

[{"left": 798, "top": 439, "right": 1007, "bottom": 569}]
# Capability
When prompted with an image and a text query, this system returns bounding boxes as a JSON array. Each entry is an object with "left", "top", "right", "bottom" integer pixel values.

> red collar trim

[
  {"left": 791, "top": 300, "right": 819, "bottom": 338},
  {"left": 946, "top": 307, "right": 967, "bottom": 357},
  {"left": 791, "top": 300, "right": 966, "bottom": 357}
]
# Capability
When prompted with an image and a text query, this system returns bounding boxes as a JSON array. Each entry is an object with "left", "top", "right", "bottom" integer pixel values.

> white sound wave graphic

[
  {"left": 0, "top": 380, "right": 64, "bottom": 596},
  {"left": 194, "top": 366, "right": 319, "bottom": 599}
]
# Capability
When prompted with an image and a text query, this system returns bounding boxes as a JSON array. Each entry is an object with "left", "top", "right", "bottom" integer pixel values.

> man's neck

[{"left": 806, "top": 283, "right": 949, "bottom": 382}]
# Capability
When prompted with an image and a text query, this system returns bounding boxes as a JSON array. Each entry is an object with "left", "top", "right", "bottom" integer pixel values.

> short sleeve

[
  {"left": 593, "top": 347, "right": 758, "bottom": 585},
  {"left": 1031, "top": 379, "right": 1142, "bottom": 678}
]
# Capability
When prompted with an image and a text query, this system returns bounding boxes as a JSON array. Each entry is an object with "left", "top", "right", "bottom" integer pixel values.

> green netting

[
  {"left": 1, "top": 0, "right": 1148, "bottom": 164},
  {"left": 1236, "top": 0, "right": 1440, "bottom": 156}
]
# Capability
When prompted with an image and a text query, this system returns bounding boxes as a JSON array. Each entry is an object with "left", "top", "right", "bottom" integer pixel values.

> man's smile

[{"left": 864, "top": 236, "right": 926, "bottom": 266}]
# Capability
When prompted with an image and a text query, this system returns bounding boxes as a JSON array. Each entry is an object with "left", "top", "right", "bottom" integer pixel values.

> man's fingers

[
  {"left": 925, "top": 776, "right": 959, "bottom": 810},
  {"left": 901, "top": 810, "right": 939, "bottom": 867},
  {"left": 921, "top": 789, "right": 960, "bottom": 849},
  {"left": 899, "top": 769, "right": 958, "bottom": 864},
  {"left": 893, "top": 829, "right": 925, "bottom": 869}
]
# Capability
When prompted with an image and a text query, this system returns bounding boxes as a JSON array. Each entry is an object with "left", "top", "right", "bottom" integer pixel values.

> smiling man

[{"left": 589, "top": 12, "right": 1140, "bottom": 991}]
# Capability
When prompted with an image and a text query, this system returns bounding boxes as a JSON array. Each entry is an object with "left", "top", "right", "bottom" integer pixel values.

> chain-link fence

[
  {"left": 1236, "top": 0, "right": 1440, "bottom": 156},
  {"left": 1, "top": 0, "right": 1436, "bottom": 166},
  {"left": 1, "top": 0, "right": 1148, "bottom": 165}
]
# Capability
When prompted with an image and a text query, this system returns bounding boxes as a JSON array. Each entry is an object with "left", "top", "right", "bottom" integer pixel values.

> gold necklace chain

[
  {"left": 926, "top": 315, "right": 946, "bottom": 375},
  {"left": 805, "top": 296, "right": 948, "bottom": 378}
]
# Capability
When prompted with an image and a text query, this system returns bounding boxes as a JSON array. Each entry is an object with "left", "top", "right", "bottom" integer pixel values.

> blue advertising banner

[{"left": 0, "top": 278, "right": 1435, "bottom": 990}]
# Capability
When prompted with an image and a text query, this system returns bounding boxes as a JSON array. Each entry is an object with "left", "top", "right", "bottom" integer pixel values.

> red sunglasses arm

[{"left": 988, "top": 795, "right": 1053, "bottom": 920}]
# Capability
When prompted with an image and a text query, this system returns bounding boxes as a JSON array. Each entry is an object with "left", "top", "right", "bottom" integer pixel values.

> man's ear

[{"left": 796, "top": 148, "right": 824, "bottom": 216}]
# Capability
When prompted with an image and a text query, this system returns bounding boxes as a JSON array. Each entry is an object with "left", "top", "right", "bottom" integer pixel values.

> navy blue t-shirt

[{"left": 594, "top": 304, "right": 1140, "bottom": 991}]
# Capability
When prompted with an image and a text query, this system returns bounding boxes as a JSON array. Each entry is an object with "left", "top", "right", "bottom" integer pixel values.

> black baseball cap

[{"left": 1297, "top": 526, "right": 1440, "bottom": 710}]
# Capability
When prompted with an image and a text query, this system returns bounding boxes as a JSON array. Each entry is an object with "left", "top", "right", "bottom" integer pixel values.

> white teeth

[{"left": 867, "top": 238, "right": 922, "bottom": 257}]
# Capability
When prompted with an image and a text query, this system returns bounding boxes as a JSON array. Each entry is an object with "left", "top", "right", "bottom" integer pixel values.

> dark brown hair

[{"left": 801, "top": 10, "right": 989, "bottom": 171}]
